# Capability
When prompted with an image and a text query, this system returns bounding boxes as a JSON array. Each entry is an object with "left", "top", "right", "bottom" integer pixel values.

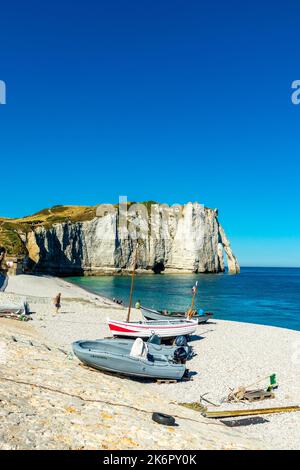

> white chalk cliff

[{"left": 29, "top": 202, "right": 240, "bottom": 275}]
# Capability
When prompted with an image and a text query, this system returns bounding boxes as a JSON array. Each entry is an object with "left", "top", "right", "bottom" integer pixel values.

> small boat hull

[
  {"left": 141, "top": 306, "right": 213, "bottom": 324},
  {"left": 107, "top": 318, "right": 198, "bottom": 339},
  {"left": 72, "top": 339, "right": 186, "bottom": 380},
  {"left": 0, "top": 301, "right": 27, "bottom": 316}
]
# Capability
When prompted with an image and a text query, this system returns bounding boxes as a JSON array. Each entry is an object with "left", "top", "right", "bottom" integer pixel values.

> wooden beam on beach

[{"left": 202, "top": 405, "right": 300, "bottom": 419}]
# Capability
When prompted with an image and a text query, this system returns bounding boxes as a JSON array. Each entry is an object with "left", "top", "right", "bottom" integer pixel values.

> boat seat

[{"left": 130, "top": 338, "right": 148, "bottom": 358}]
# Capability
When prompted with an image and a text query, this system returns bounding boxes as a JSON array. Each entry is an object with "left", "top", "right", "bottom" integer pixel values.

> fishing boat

[
  {"left": 0, "top": 305, "right": 24, "bottom": 315},
  {"left": 0, "top": 299, "right": 29, "bottom": 316},
  {"left": 106, "top": 245, "right": 196, "bottom": 340},
  {"left": 107, "top": 318, "right": 198, "bottom": 339},
  {"left": 72, "top": 337, "right": 187, "bottom": 380},
  {"left": 140, "top": 280, "right": 213, "bottom": 324},
  {"left": 140, "top": 305, "right": 213, "bottom": 324}
]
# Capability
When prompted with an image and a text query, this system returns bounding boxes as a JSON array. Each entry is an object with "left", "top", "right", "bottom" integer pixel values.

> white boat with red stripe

[{"left": 107, "top": 318, "right": 198, "bottom": 339}]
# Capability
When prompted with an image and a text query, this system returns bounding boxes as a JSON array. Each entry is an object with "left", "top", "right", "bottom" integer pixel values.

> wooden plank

[
  {"left": 202, "top": 406, "right": 300, "bottom": 419},
  {"left": 243, "top": 390, "right": 275, "bottom": 402},
  {"left": 156, "top": 379, "right": 177, "bottom": 384}
]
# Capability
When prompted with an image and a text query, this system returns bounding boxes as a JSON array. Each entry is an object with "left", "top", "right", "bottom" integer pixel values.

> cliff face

[{"left": 28, "top": 202, "right": 240, "bottom": 275}]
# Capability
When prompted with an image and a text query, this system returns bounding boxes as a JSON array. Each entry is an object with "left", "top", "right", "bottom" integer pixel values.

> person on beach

[
  {"left": 135, "top": 299, "right": 141, "bottom": 309},
  {"left": 0, "top": 246, "right": 6, "bottom": 269},
  {"left": 0, "top": 247, "right": 9, "bottom": 292},
  {"left": 53, "top": 293, "right": 61, "bottom": 314}
]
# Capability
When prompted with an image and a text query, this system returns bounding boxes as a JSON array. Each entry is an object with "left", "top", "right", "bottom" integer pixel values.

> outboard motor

[
  {"left": 173, "top": 346, "right": 188, "bottom": 364},
  {"left": 175, "top": 335, "right": 188, "bottom": 347}
]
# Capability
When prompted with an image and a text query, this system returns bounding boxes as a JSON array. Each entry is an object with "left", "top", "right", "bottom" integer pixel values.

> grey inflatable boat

[
  {"left": 72, "top": 337, "right": 188, "bottom": 380},
  {"left": 94, "top": 336, "right": 193, "bottom": 357}
]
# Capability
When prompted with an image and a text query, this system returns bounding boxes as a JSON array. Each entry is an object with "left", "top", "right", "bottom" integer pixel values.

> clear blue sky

[{"left": 0, "top": 1, "right": 299, "bottom": 266}]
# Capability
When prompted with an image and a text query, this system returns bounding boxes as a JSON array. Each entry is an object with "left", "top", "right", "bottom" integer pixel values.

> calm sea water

[{"left": 67, "top": 267, "right": 300, "bottom": 331}]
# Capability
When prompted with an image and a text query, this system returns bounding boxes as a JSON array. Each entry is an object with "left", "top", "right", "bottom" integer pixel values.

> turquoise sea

[{"left": 67, "top": 267, "right": 300, "bottom": 332}]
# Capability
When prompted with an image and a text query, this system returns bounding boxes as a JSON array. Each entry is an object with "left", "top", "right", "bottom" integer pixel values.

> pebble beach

[{"left": 1, "top": 274, "right": 300, "bottom": 450}]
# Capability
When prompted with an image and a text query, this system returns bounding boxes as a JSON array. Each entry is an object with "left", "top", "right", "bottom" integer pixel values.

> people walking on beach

[{"left": 53, "top": 293, "right": 61, "bottom": 314}]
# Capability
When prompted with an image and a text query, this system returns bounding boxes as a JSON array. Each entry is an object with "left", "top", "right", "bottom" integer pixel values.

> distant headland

[{"left": 0, "top": 202, "right": 240, "bottom": 276}]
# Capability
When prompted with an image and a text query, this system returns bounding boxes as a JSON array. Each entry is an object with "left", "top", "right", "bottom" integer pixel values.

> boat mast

[
  {"left": 187, "top": 281, "right": 198, "bottom": 318},
  {"left": 126, "top": 244, "right": 138, "bottom": 322}
]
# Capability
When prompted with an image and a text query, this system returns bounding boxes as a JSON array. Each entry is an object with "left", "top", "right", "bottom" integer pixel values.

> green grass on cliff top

[
  {"left": 0, "top": 205, "right": 97, "bottom": 255},
  {"left": 0, "top": 202, "right": 158, "bottom": 255},
  {"left": 0, "top": 202, "right": 211, "bottom": 255}
]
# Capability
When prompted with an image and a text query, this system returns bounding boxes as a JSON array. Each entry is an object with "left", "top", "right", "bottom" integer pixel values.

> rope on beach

[
  {"left": 8, "top": 335, "right": 70, "bottom": 356},
  {"left": 0, "top": 375, "right": 223, "bottom": 427}
]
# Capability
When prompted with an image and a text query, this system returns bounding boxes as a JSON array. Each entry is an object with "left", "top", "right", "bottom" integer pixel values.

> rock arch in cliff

[{"left": 217, "top": 223, "right": 240, "bottom": 274}]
